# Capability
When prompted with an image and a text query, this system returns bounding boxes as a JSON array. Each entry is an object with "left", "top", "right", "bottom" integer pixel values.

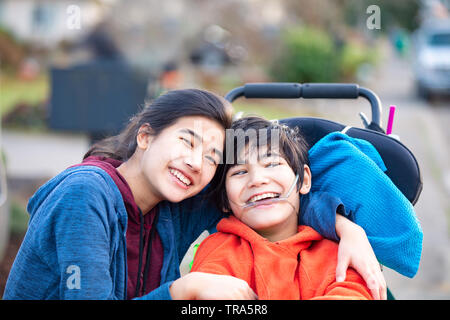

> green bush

[
  {"left": 269, "top": 26, "right": 378, "bottom": 83},
  {"left": 339, "top": 42, "right": 378, "bottom": 81},
  {"left": 270, "top": 27, "right": 340, "bottom": 83}
]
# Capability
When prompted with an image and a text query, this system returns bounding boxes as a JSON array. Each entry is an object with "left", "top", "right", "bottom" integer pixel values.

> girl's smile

[
  {"left": 119, "top": 115, "right": 225, "bottom": 212},
  {"left": 169, "top": 167, "right": 193, "bottom": 188}
]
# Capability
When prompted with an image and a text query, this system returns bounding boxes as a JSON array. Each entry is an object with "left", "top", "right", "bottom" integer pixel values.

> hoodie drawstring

[
  {"left": 134, "top": 209, "right": 144, "bottom": 297},
  {"left": 142, "top": 212, "right": 159, "bottom": 294},
  {"left": 134, "top": 208, "right": 159, "bottom": 298}
]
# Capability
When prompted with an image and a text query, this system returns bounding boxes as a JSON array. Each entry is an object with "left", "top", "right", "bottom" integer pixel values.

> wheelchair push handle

[{"left": 225, "top": 82, "right": 383, "bottom": 129}]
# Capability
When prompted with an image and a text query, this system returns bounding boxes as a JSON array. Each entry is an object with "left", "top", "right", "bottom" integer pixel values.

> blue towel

[{"left": 308, "top": 132, "right": 423, "bottom": 278}]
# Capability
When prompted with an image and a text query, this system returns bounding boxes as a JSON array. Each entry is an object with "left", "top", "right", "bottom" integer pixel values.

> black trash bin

[{"left": 49, "top": 61, "right": 150, "bottom": 142}]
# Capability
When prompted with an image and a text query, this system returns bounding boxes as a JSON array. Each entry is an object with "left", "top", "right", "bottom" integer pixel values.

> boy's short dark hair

[{"left": 212, "top": 116, "right": 310, "bottom": 212}]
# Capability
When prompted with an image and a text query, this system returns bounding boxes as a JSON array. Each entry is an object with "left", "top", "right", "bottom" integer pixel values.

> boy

[{"left": 190, "top": 116, "right": 372, "bottom": 300}]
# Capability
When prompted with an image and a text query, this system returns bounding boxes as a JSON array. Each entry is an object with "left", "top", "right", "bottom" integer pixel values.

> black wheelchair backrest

[{"left": 225, "top": 83, "right": 423, "bottom": 205}]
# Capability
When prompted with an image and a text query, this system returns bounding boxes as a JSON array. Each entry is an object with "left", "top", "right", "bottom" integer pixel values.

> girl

[{"left": 3, "top": 89, "right": 385, "bottom": 300}]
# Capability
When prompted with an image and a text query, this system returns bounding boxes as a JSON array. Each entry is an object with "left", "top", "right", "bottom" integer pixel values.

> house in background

[{"left": 0, "top": 0, "right": 108, "bottom": 49}]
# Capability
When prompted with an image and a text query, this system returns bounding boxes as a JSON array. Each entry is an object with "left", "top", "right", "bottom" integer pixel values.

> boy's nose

[{"left": 248, "top": 170, "right": 270, "bottom": 188}]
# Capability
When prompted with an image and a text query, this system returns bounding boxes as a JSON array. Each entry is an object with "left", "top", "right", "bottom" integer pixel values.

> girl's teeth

[{"left": 170, "top": 169, "right": 191, "bottom": 186}]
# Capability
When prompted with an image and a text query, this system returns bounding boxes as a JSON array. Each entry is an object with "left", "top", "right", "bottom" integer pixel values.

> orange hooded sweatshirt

[{"left": 191, "top": 216, "right": 372, "bottom": 300}]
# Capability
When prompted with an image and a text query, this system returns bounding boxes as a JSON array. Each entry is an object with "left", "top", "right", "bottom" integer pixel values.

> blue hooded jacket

[{"left": 308, "top": 132, "right": 423, "bottom": 277}]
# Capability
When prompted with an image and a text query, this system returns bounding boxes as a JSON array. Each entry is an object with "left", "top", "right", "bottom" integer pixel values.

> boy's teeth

[
  {"left": 249, "top": 192, "right": 278, "bottom": 203},
  {"left": 170, "top": 168, "right": 191, "bottom": 186}
]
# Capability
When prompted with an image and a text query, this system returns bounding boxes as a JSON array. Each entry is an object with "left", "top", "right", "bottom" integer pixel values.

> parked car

[{"left": 412, "top": 19, "right": 450, "bottom": 100}]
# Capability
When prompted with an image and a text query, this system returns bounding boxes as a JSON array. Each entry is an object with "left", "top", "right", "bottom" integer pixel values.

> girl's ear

[
  {"left": 136, "top": 124, "right": 153, "bottom": 150},
  {"left": 299, "top": 165, "right": 312, "bottom": 195}
]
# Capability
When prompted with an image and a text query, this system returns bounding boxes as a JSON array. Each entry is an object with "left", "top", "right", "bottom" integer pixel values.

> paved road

[{"left": 0, "top": 41, "right": 449, "bottom": 300}]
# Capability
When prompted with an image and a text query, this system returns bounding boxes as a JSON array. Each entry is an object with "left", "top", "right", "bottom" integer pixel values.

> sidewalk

[{"left": 1, "top": 130, "right": 89, "bottom": 180}]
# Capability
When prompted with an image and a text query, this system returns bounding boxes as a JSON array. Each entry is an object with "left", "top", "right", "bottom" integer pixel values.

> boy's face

[{"left": 225, "top": 145, "right": 311, "bottom": 238}]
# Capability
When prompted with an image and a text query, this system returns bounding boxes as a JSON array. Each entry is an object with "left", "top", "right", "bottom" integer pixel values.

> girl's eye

[
  {"left": 205, "top": 155, "right": 218, "bottom": 166},
  {"left": 180, "top": 137, "right": 193, "bottom": 148}
]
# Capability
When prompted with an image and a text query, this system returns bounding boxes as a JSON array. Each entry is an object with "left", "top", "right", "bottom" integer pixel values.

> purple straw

[{"left": 386, "top": 105, "right": 396, "bottom": 135}]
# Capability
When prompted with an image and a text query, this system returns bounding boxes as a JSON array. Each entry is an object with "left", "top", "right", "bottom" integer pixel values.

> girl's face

[
  {"left": 138, "top": 116, "right": 225, "bottom": 203},
  {"left": 225, "top": 145, "right": 311, "bottom": 238}
]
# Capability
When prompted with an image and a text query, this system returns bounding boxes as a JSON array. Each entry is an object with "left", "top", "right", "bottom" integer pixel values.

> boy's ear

[
  {"left": 299, "top": 165, "right": 312, "bottom": 195},
  {"left": 136, "top": 123, "right": 153, "bottom": 150}
]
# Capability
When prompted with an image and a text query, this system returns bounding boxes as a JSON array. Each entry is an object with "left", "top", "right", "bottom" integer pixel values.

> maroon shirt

[{"left": 75, "top": 156, "right": 164, "bottom": 299}]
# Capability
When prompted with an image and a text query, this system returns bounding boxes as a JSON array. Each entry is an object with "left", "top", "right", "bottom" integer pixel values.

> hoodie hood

[
  {"left": 191, "top": 215, "right": 365, "bottom": 299},
  {"left": 27, "top": 161, "right": 127, "bottom": 226},
  {"left": 217, "top": 215, "right": 323, "bottom": 255},
  {"left": 72, "top": 156, "right": 141, "bottom": 224}
]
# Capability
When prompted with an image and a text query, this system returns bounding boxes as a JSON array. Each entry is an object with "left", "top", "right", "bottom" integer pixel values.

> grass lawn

[{"left": 0, "top": 73, "right": 49, "bottom": 117}]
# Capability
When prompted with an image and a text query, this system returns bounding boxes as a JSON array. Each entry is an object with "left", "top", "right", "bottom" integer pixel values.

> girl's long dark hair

[{"left": 83, "top": 89, "right": 233, "bottom": 161}]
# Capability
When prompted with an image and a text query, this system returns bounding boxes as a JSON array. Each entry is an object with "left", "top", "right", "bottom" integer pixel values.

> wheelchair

[{"left": 224, "top": 83, "right": 423, "bottom": 300}]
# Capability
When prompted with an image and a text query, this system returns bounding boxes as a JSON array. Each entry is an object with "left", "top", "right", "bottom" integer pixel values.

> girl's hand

[
  {"left": 170, "top": 272, "right": 258, "bottom": 300},
  {"left": 335, "top": 214, "right": 387, "bottom": 300}
]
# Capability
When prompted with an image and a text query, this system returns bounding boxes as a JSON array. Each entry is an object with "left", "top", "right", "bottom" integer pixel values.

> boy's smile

[
  {"left": 246, "top": 192, "right": 280, "bottom": 203},
  {"left": 225, "top": 146, "right": 311, "bottom": 242}
]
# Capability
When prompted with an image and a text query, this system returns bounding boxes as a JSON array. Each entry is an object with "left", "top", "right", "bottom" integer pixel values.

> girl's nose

[{"left": 184, "top": 148, "right": 202, "bottom": 172}]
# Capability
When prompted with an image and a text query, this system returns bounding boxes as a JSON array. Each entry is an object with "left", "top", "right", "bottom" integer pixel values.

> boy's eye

[
  {"left": 230, "top": 169, "right": 247, "bottom": 176},
  {"left": 266, "top": 161, "right": 280, "bottom": 168}
]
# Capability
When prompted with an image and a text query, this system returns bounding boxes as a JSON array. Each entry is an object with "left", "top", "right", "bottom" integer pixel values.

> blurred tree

[
  {"left": 0, "top": 27, "right": 26, "bottom": 72},
  {"left": 284, "top": 0, "right": 348, "bottom": 30},
  {"left": 269, "top": 26, "right": 340, "bottom": 83},
  {"left": 94, "top": 0, "right": 409, "bottom": 86},
  {"left": 339, "top": 42, "right": 378, "bottom": 81}
]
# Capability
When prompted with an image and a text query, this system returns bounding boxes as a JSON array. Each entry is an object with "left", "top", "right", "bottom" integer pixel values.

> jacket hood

[
  {"left": 217, "top": 215, "right": 323, "bottom": 254},
  {"left": 27, "top": 162, "right": 127, "bottom": 223},
  {"left": 73, "top": 156, "right": 141, "bottom": 224}
]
